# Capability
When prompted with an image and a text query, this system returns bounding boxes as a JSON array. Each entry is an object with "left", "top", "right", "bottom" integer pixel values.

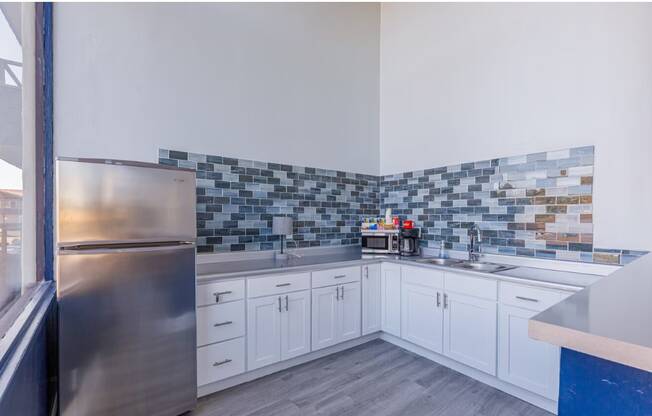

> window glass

[{"left": 0, "top": 3, "right": 33, "bottom": 316}]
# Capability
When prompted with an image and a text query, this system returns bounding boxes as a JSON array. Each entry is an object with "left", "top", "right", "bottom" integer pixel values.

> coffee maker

[{"left": 400, "top": 227, "right": 420, "bottom": 256}]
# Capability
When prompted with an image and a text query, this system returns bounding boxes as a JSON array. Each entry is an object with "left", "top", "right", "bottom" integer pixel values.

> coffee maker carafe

[{"left": 400, "top": 228, "right": 420, "bottom": 256}]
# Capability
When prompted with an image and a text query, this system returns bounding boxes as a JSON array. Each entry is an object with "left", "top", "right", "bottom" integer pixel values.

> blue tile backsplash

[
  {"left": 160, "top": 149, "right": 379, "bottom": 253},
  {"left": 160, "top": 147, "right": 646, "bottom": 265}
]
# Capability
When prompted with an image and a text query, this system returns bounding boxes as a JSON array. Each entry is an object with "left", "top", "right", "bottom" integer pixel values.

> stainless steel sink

[
  {"left": 452, "top": 261, "right": 516, "bottom": 273},
  {"left": 417, "top": 258, "right": 463, "bottom": 266}
]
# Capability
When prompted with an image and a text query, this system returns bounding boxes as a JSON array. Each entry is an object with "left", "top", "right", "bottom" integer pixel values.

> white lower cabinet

[
  {"left": 247, "top": 290, "right": 311, "bottom": 371},
  {"left": 247, "top": 294, "right": 282, "bottom": 370},
  {"left": 281, "top": 290, "right": 312, "bottom": 361},
  {"left": 312, "top": 282, "right": 361, "bottom": 351},
  {"left": 362, "top": 263, "right": 382, "bottom": 335},
  {"left": 197, "top": 337, "right": 246, "bottom": 386},
  {"left": 381, "top": 263, "right": 401, "bottom": 337},
  {"left": 340, "top": 282, "right": 362, "bottom": 342},
  {"left": 443, "top": 291, "right": 497, "bottom": 375},
  {"left": 498, "top": 304, "right": 561, "bottom": 400},
  {"left": 311, "top": 285, "right": 338, "bottom": 350},
  {"left": 401, "top": 280, "right": 444, "bottom": 353}
]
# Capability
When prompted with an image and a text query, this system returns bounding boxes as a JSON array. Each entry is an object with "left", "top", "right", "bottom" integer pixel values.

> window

[{"left": 0, "top": 3, "right": 37, "bottom": 318}]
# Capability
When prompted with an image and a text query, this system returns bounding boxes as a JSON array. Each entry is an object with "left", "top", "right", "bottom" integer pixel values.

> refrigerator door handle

[{"left": 59, "top": 242, "right": 195, "bottom": 255}]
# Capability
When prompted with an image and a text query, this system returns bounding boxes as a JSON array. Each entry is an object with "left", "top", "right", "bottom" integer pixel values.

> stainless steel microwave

[{"left": 361, "top": 230, "right": 400, "bottom": 254}]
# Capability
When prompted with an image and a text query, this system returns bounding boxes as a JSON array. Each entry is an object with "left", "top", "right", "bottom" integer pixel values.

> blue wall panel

[{"left": 559, "top": 348, "right": 652, "bottom": 416}]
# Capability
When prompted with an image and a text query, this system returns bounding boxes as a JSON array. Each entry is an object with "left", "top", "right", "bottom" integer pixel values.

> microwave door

[{"left": 362, "top": 235, "right": 390, "bottom": 253}]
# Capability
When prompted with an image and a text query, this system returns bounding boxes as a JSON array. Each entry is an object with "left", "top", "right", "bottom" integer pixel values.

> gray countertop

[
  {"left": 197, "top": 251, "right": 367, "bottom": 277},
  {"left": 530, "top": 253, "right": 652, "bottom": 372},
  {"left": 197, "top": 250, "right": 597, "bottom": 291}
]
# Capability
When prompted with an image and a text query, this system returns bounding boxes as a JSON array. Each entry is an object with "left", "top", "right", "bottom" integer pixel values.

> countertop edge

[
  {"left": 197, "top": 257, "right": 587, "bottom": 292},
  {"left": 529, "top": 319, "right": 652, "bottom": 372},
  {"left": 529, "top": 253, "right": 652, "bottom": 370}
]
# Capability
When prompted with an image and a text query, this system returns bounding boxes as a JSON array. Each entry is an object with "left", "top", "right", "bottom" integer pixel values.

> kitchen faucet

[{"left": 468, "top": 223, "right": 481, "bottom": 262}]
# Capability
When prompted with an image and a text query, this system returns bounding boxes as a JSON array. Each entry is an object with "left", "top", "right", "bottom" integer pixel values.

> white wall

[
  {"left": 380, "top": 3, "right": 652, "bottom": 251},
  {"left": 54, "top": 3, "right": 380, "bottom": 174},
  {"left": 54, "top": 3, "right": 652, "bottom": 251}
]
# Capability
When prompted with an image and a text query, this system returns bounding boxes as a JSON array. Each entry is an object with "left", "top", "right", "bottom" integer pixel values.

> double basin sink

[{"left": 417, "top": 257, "right": 516, "bottom": 273}]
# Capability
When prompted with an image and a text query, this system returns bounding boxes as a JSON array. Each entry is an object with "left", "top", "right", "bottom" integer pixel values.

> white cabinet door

[
  {"left": 381, "top": 263, "right": 401, "bottom": 337},
  {"left": 339, "top": 282, "right": 361, "bottom": 342},
  {"left": 281, "top": 290, "right": 312, "bottom": 361},
  {"left": 247, "top": 295, "right": 282, "bottom": 371},
  {"left": 312, "top": 285, "right": 339, "bottom": 351},
  {"left": 443, "top": 292, "right": 497, "bottom": 375},
  {"left": 498, "top": 304, "right": 560, "bottom": 400},
  {"left": 401, "top": 282, "right": 443, "bottom": 353},
  {"left": 362, "top": 263, "right": 382, "bottom": 335}
]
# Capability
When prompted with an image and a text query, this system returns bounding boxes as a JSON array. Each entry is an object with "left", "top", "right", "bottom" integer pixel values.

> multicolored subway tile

[
  {"left": 160, "top": 149, "right": 379, "bottom": 253},
  {"left": 160, "top": 146, "right": 647, "bottom": 265}
]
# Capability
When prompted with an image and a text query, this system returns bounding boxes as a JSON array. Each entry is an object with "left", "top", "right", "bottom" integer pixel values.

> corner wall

[{"left": 380, "top": 3, "right": 652, "bottom": 251}]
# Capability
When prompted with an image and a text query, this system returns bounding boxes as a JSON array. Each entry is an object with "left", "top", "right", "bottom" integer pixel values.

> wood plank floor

[{"left": 190, "top": 339, "right": 553, "bottom": 416}]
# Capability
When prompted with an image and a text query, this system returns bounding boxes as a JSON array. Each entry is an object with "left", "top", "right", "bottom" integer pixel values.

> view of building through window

[{"left": 0, "top": 3, "right": 24, "bottom": 314}]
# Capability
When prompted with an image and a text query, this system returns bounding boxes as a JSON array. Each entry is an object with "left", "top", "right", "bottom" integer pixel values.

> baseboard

[
  {"left": 198, "top": 333, "right": 381, "bottom": 397},
  {"left": 380, "top": 333, "right": 558, "bottom": 414}
]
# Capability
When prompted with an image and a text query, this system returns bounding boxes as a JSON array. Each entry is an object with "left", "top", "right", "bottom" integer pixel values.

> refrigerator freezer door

[
  {"left": 56, "top": 159, "right": 196, "bottom": 245},
  {"left": 57, "top": 244, "right": 197, "bottom": 416}
]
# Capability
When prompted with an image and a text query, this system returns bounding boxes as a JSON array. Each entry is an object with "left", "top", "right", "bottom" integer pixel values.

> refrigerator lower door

[{"left": 57, "top": 245, "right": 197, "bottom": 416}]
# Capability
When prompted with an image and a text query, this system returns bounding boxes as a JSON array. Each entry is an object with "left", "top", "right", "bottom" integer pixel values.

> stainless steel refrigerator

[{"left": 56, "top": 158, "right": 197, "bottom": 416}]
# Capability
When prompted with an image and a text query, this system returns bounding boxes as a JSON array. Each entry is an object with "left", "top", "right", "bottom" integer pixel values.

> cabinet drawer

[
  {"left": 197, "top": 279, "right": 244, "bottom": 307},
  {"left": 500, "top": 282, "right": 570, "bottom": 312},
  {"left": 197, "top": 300, "right": 245, "bottom": 347},
  {"left": 247, "top": 272, "right": 310, "bottom": 298},
  {"left": 197, "top": 337, "right": 245, "bottom": 386},
  {"left": 401, "top": 265, "right": 444, "bottom": 289},
  {"left": 312, "top": 266, "right": 361, "bottom": 288},
  {"left": 444, "top": 272, "right": 497, "bottom": 300}
]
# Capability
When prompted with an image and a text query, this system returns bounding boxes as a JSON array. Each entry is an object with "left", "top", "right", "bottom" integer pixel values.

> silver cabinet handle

[
  {"left": 341, "top": 286, "right": 344, "bottom": 300},
  {"left": 443, "top": 293, "right": 448, "bottom": 309},
  {"left": 278, "top": 296, "right": 282, "bottom": 312},
  {"left": 365, "top": 267, "right": 369, "bottom": 279},
  {"left": 336, "top": 286, "right": 340, "bottom": 301},
  {"left": 285, "top": 295, "right": 289, "bottom": 311},
  {"left": 436, "top": 292, "right": 441, "bottom": 308},
  {"left": 213, "top": 320, "right": 233, "bottom": 327},
  {"left": 334, "top": 274, "right": 346, "bottom": 279},
  {"left": 276, "top": 283, "right": 291, "bottom": 287},
  {"left": 213, "top": 290, "right": 232, "bottom": 303},
  {"left": 516, "top": 296, "right": 539, "bottom": 303},
  {"left": 213, "top": 359, "right": 232, "bottom": 367}
]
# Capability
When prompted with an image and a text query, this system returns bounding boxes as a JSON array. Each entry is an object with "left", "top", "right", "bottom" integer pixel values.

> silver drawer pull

[
  {"left": 334, "top": 274, "right": 346, "bottom": 279},
  {"left": 213, "top": 321, "right": 233, "bottom": 327},
  {"left": 213, "top": 290, "right": 233, "bottom": 303},
  {"left": 515, "top": 296, "right": 539, "bottom": 303},
  {"left": 276, "top": 283, "right": 291, "bottom": 287},
  {"left": 212, "top": 359, "right": 232, "bottom": 367}
]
